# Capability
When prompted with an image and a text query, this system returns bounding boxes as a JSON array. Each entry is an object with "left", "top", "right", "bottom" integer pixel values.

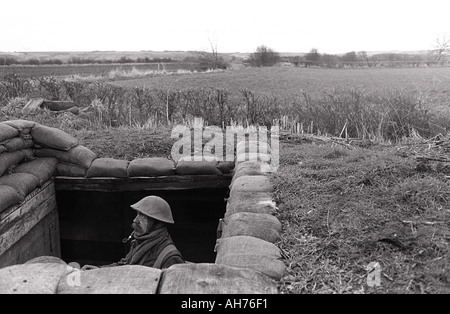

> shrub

[{"left": 248, "top": 45, "right": 280, "bottom": 67}]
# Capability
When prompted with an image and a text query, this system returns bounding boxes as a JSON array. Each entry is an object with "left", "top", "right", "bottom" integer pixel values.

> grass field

[
  {"left": 1, "top": 65, "right": 450, "bottom": 293},
  {"left": 113, "top": 66, "right": 450, "bottom": 103}
]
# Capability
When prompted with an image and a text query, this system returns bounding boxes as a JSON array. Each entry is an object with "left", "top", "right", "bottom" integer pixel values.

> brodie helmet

[{"left": 130, "top": 196, "right": 174, "bottom": 224}]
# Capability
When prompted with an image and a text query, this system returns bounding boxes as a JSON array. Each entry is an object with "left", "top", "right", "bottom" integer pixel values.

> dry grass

[{"left": 272, "top": 140, "right": 450, "bottom": 294}]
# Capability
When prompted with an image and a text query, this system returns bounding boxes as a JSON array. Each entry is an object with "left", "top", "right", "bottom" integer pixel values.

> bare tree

[
  {"left": 209, "top": 38, "right": 220, "bottom": 69},
  {"left": 432, "top": 34, "right": 449, "bottom": 62}
]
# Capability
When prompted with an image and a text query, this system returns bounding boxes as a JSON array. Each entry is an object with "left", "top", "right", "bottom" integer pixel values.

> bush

[{"left": 248, "top": 45, "right": 280, "bottom": 67}]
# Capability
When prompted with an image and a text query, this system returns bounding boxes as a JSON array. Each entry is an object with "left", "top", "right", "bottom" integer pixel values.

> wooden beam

[
  {"left": 54, "top": 175, "right": 232, "bottom": 192},
  {"left": 0, "top": 182, "right": 57, "bottom": 256}
]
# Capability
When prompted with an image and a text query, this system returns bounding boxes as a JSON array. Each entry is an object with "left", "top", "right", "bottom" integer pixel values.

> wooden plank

[
  {"left": 0, "top": 188, "right": 56, "bottom": 256},
  {"left": 21, "top": 98, "right": 44, "bottom": 114},
  {"left": 54, "top": 175, "right": 232, "bottom": 191},
  {"left": 158, "top": 263, "right": 278, "bottom": 294},
  {"left": 0, "top": 209, "right": 60, "bottom": 268}
]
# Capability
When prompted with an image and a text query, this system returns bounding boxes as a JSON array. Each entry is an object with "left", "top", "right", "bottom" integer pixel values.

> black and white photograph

[{"left": 0, "top": 0, "right": 449, "bottom": 299}]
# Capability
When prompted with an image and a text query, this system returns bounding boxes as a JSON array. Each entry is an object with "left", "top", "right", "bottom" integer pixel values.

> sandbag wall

[
  {"left": 0, "top": 256, "right": 278, "bottom": 294},
  {"left": 0, "top": 120, "right": 61, "bottom": 267},
  {"left": 214, "top": 141, "right": 286, "bottom": 282},
  {"left": 1, "top": 119, "right": 286, "bottom": 292}
]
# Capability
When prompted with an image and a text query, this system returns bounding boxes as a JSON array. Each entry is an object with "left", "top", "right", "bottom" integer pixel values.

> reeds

[{"left": 1, "top": 74, "right": 448, "bottom": 142}]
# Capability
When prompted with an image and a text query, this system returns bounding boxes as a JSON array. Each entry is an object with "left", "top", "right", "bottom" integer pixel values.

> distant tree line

[
  {"left": 246, "top": 45, "right": 449, "bottom": 68},
  {"left": 0, "top": 56, "right": 174, "bottom": 66},
  {"left": 284, "top": 48, "right": 449, "bottom": 68}
]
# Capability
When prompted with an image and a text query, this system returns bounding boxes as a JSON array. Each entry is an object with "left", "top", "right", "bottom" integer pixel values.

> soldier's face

[{"left": 132, "top": 212, "right": 152, "bottom": 236}]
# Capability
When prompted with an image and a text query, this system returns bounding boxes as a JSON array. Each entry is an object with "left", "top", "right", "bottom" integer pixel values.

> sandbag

[
  {"left": 216, "top": 254, "right": 286, "bottom": 281},
  {"left": 0, "top": 173, "right": 40, "bottom": 198},
  {"left": 225, "top": 191, "right": 277, "bottom": 217},
  {"left": 25, "top": 256, "right": 67, "bottom": 265},
  {"left": 86, "top": 158, "right": 129, "bottom": 178},
  {"left": 31, "top": 124, "right": 79, "bottom": 151},
  {"left": 0, "top": 151, "right": 25, "bottom": 177},
  {"left": 20, "top": 148, "right": 35, "bottom": 161},
  {"left": 219, "top": 212, "right": 282, "bottom": 243},
  {"left": 34, "top": 145, "right": 97, "bottom": 170},
  {"left": 0, "top": 185, "right": 24, "bottom": 214},
  {"left": 3, "top": 137, "right": 34, "bottom": 152},
  {"left": 57, "top": 265, "right": 162, "bottom": 294},
  {"left": 0, "top": 123, "right": 19, "bottom": 142},
  {"left": 236, "top": 140, "right": 271, "bottom": 155},
  {"left": 14, "top": 157, "right": 58, "bottom": 186},
  {"left": 229, "top": 175, "right": 274, "bottom": 195},
  {"left": 231, "top": 161, "right": 273, "bottom": 182},
  {"left": 56, "top": 162, "right": 87, "bottom": 177},
  {"left": 235, "top": 152, "right": 271, "bottom": 165},
  {"left": 215, "top": 235, "right": 285, "bottom": 280},
  {"left": 0, "top": 145, "right": 6, "bottom": 154},
  {"left": 127, "top": 157, "right": 176, "bottom": 177},
  {"left": 175, "top": 156, "right": 222, "bottom": 175},
  {"left": 2, "top": 120, "right": 36, "bottom": 134},
  {"left": 217, "top": 160, "right": 235, "bottom": 174},
  {"left": 0, "top": 263, "right": 67, "bottom": 294},
  {"left": 158, "top": 263, "right": 278, "bottom": 294}
]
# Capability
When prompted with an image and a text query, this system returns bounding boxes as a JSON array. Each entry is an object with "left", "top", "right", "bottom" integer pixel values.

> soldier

[{"left": 82, "top": 196, "right": 184, "bottom": 270}]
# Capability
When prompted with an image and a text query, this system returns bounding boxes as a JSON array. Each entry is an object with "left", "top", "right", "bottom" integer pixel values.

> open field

[{"left": 113, "top": 66, "right": 450, "bottom": 103}]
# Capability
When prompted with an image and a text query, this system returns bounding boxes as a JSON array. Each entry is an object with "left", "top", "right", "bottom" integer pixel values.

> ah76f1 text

[{"left": 181, "top": 298, "right": 268, "bottom": 311}]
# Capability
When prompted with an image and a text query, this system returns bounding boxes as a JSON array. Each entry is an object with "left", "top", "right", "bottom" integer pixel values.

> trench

[{"left": 55, "top": 188, "right": 228, "bottom": 267}]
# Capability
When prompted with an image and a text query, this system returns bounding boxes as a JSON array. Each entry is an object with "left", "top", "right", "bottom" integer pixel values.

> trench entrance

[{"left": 56, "top": 187, "right": 228, "bottom": 266}]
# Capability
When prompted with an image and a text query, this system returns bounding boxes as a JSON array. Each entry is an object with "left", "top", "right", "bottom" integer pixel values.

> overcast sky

[{"left": 1, "top": 0, "right": 448, "bottom": 54}]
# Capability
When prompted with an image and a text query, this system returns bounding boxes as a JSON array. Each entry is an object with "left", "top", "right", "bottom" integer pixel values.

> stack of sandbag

[
  {"left": 31, "top": 124, "right": 97, "bottom": 178},
  {"left": 0, "top": 121, "right": 40, "bottom": 213},
  {"left": 215, "top": 138, "right": 286, "bottom": 282},
  {"left": 226, "top": 141, "right": 277, "bottom": 217}
]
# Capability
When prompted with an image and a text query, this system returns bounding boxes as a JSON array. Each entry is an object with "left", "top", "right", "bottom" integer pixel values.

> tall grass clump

[
  {"left": 283, "top": 88, "right": 444, "bottom": 141},
  {"left": 0, "top": 73, "right": 33, "bottom": 104}
]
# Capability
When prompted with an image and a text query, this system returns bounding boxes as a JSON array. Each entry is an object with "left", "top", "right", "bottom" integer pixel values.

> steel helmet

[{"left": 130, "top": 196, "right": 174, "bottom": 224}]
